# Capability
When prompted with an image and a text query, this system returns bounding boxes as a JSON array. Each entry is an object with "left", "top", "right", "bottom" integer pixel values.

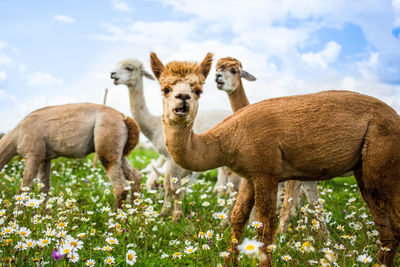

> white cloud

[
  {"left": 27, "top": 72, "right": 63, "bottom": 87},
  {"left": 53, "top": 14, "right": 76, "bottom": 23},
  {"left": 0, "top": 71, "right": 6, "bottom": 81},
  {"left": 111, "top": 0, "right": 132, "bottom": 12},
  {"left": 301, "top": 41, "right": 341, "bottom": 69}
]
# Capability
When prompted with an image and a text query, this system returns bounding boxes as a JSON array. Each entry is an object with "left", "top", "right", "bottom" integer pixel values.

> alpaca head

[
  {"left": 150, "top": 52, "right": 213, "bottom": 125},
  {"left": 111, "top": 59, "right": 154, "bottom": 87},
  {"left": 215, "top": 57, "right": 256, "bottom": 94}
]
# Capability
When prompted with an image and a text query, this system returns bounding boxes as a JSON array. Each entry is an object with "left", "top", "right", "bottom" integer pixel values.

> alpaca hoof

[
  {"left": 160, "top": 208, "right": 172, "bottom": 217},
  {"left": 173, "top": 211, "right": 182, "bottom": 221}
]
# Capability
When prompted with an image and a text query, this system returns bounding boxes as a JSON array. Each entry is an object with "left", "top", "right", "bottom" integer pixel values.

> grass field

[{"left": 0, "top": 147, "right": 397, "bottom": 266}]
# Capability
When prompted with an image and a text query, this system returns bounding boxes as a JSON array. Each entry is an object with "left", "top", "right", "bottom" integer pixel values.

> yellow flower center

[
  {"left": 246, "top": 244, "right": 255, "bottom": 251},
  {"left": 71, "top": 241, "right": 77, "bottom": 247},
  {"left": 128, "top": 254, "right": 133, "bottom": 260}
]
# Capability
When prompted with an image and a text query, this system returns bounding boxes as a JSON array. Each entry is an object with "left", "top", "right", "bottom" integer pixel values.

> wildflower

[
  {"left": 357, "top": 254, "right": 372, "bottom": 263},
  {"left": 267, "top": 244, "right": 276, "bottom": 252},
  {"left": 302, "top": 241, "right": 315, "bottom": 252},
  {"left": 282, "top": 255, "right": 292, "bottom": 261},
  {"left": 205, "top": 230, "right": 213, "bottom": 239},
  {"left": 25, "top": 239, "right": 36, "bottom": 248},
  {"left": 237, "top": 238, "right": 263, "bottom": 258},
  {"left": 184, "top": 246, "right": 197, "bottom": 254},
  {"left": 104, "top": 189, "right": 110, "bottom": 195},
  {"left": 214, "top": 212, "right": 227, "bottom": 220},
  {"left": 126, "top": 249, "right": 137, "bottom": 265},
  {"left": 60, "top": 243, "right": 73, "bottom": 256},
  {"left": 52, "top": 248, "right": 64, "bottom": 260},
  {"left": 86, "top": 259, "right": 96, "bottom": 266},
  {"left": 18, "top": 227, "right": 31, "bottom": 237},
  {"left": 104, "top": 256, "right": 115, "bottom": 265},
  {"left": 14, "top": 241, "right": 26, "bottom": 250},
  {"left": 200, "top": 194, "right": 207, "bottom": 199},
  {"left": 69, "top": 251, "right": 79, "bottom": 263},
  {"left": 171, "top": 177, "right": 178, "bottom": 183},
  {"left": 232, "top": 237, "right": 238, "bottom": 244},
  {"left": 38, "top": 238, "right": 51, "bottom": 248},
  {"left": 251, "top": 221, "right": 263, "bottom": 229},
  {"left": 202, "top": 201, "right": 210, "bottom": 207},
  {"left": 217, "top": 199, "right": 226, "bottom": 206},
  {"left": 172, "top": 252, "right": 181, "bottom": 258},
  {"left": 161, "top": 252, "right": 169, "bottom": 259},
  {"left": 336, "top": 225, "right": 344, "bottom": 231},
  {"left": 105, "top": 237, "right": 119, "bottom": 245},
  {"left": 103, "top": 245, "right": 113, "bottom": 251},
  {"left": 202, "top": 244, "right": 210, "bottom": 250},
  {"left": 220, "top": 251, "right": 230, "bottom": 258}
]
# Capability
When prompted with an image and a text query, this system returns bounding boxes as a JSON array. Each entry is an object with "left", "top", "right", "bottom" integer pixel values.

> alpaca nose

[{"left": 176, "top": 93, "right": 191, "bottom": 101}]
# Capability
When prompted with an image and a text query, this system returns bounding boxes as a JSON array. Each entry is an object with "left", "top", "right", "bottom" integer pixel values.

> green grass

[{"left": 0, "top": 148, "right": 397, "bottom": 266}]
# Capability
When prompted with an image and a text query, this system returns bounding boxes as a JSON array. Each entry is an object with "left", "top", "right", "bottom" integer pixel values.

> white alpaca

[{"left": 111, "top": 59, "right": 236, "bottom": 220}]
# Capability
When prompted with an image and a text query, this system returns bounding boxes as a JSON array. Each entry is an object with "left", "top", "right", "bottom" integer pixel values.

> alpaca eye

[
  {"left": 194, "top": 89, "right": 201, "bottom": 96},
  {"left": 230, "top": 69, "right": 237, "bottom": 74},
  {"left": 125, "top": 67, "right": 134, "bottom": 71},
  {"left": 163, "top": 88, "right": 170, "bottom": 94}
]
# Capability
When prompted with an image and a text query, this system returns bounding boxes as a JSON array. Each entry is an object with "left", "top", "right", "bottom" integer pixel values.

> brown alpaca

[
  {"left": 150, "top": 52, "right": 400, "bottom": 266},
  {"left": 0, "top": 103, "right": 142, "bottom": 208},
  {"left": 215, "top": 57, "right": 327, "bottom": 233}
]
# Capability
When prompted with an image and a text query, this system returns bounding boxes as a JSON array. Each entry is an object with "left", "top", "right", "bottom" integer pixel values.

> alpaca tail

[
  {"left": 123, "top": 116, "right": 140, "bottom": 156},
  {"left": 0, "top": 131, "right": 17, "bottom": 171}
]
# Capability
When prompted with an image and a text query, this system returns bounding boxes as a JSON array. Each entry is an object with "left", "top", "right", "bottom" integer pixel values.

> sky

[{"left": 1, "top": 0, "right": 400, "bottom": 133}]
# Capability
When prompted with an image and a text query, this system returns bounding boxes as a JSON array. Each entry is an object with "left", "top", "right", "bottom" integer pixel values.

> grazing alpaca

[
  {"left": 0, "top": 103, "right": 142, "bottom": 208},
  {"left": 111, "top": 59, "right": 234, "bottom": 220},
  {"left": 150, "top": 52, "right": 400, "bottom": 266},
  {"left": 215, "top": 57, "right": 327, "bottom": 233}
]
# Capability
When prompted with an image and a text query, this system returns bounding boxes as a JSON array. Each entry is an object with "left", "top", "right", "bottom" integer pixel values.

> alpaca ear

[
  {"left": 142, "top": 69, "right": 155, "bottom": 80},
  {"left": 200, "top": 52, "right": 213, "bottom": 79},
  {"left": 150, "top": 52, "right": 165, "bottom": 80},
  {"left": 241, "top": 70, "right": 256, "bottom": 81}
]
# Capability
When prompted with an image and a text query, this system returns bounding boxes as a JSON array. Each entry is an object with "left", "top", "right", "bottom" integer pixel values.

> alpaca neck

[
  {"left": 127, "top": 81, "right": 161, "bottom": 141},
  {"left": 228, "top": 81, "right": 249, "bottom": 112},
  {"left": 163, "top": 118, "right": 228, "bottom": 172}
]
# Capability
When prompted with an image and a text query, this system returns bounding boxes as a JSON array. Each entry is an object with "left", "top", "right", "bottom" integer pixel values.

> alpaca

[
  {"left": 150, "top": 52, "right": 400, "bottom": 266},
  {"left": 111, "top": 59, "right": 235, "bottom": 220},
  {"left": 0, "top": 103, "right": 142, "bottom": 208},
  {"left": 215, "top": 57, "right": 327, "bottom": 233}
]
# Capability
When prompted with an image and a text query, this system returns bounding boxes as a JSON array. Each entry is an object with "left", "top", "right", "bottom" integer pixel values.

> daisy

[
  {"left": 68, "top": 251, "right": 80, "bottom": 263},
  {"left": 237, "top": 238, "right": 263, "bottom": 257},
  {"left": 105, "top": 236, "right": 119, "bottom": 245},
  {"left": 282, "top": 255, "right": 292, "bottom": 261},
  {"left": 251, "top": 221, "right": 263, "bottom": 229},
  {"left": 18, "top": 227, "right": 31, "bottom": 237},
  {"left": 205, "top": 230, "right": 213, "bottom": 239},
  {"left": 126, "top": 249, "right": 137, "bottom": 265},
  {"left": 86, "top": 259, "right": 96, "bottom": 266},
  {"left": 220, "top": 251, "right": 230, "bottom": 258},
  {"left": 202, "top": 201, "right": 210, "bottom": 207},
  {"left": 184, "top": 246, "right": 197, "bottom": 254},
  {"left": 104, "top": 256, "right": 115, "bottom": 265},
  {"left": 357, "top": 254, "right": 372, "bottom": 263},
  {"left": 214, "top": 212, "right": 227, "bottom": 220}
]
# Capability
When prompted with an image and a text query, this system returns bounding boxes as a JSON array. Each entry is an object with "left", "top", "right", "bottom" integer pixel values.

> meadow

[{"left": 0, "top": 147, "right": 398, "bottom": 266}]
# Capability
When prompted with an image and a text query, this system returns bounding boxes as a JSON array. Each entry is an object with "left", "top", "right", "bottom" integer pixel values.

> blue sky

[{"left": 1, "top": 0, "right": 400, "bottom": 132}]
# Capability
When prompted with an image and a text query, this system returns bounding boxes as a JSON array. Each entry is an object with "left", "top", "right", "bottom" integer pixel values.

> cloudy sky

[{"left": 1, "top": 0, "right": 400, "bottom": 133}]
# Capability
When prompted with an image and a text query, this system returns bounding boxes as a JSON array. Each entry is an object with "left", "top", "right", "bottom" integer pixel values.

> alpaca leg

[
  {"left": 275, "top": 181, "right": 286, "bottom": 212},
  {"left": 38, "top": 160, "right": 51, "bottom": 195},
  {"left": 169, "top": 161, "right": 187, "bottom": 221},
  {"left": 353, "top": 167, "right": 400, "bottom": 266},
  {"left": 302, "top": 181, "right": 328, "bottom": 232},
  {"left": 106, "top": 162, "right": 128, "bottom": 209},
  {"left": 21, "top": 156, "right": 42, "bottom": 191},
  {"left": 121, "top": 157, "right": 142, "bottom": 204},
  {"left": 226, "top": 179, "right": 255, "bottom": 266},
  {"left": 254, "top": 178, "right": 278, "bottom": 267},
  {"left": 161, "top": 161, "right": 173, "bottom": 216},
  {"left": 214, "top": 167, "right": 229, "bottom": 196},
  {"left": 277, "top": 180, "right": 301, "bottom": 233}
]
